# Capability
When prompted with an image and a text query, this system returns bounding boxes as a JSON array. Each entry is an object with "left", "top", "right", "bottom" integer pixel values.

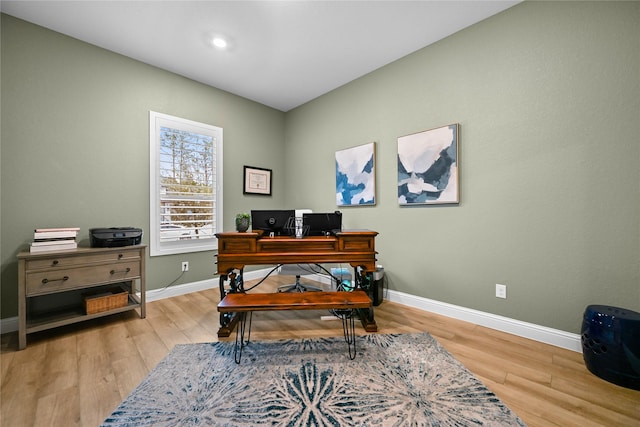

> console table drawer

[
  {"left": 26, "top": 250, "right": 140, "bottom": 271},
  {"left": 25, "top": 262, "right": 141, "bottom": 296}
]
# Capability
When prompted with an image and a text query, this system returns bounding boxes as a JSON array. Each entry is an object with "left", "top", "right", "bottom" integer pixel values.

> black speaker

[{"left": 581, "top": 305, "right": 640, "bottom": 390}]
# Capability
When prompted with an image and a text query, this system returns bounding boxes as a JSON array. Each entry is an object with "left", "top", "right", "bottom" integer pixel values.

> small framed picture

[{"left": 243, "top": 166, "right": 272, "bottom": 195}]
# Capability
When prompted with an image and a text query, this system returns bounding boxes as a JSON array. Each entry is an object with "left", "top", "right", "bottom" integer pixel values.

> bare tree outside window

[{"left": 150, "top": 112, "right": 223, "bottom": 256}]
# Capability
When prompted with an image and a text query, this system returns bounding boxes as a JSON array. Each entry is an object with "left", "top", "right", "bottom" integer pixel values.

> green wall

[
  {"left": 2, "top": 2, "right": 639, "bottom": 334},
  {"left": 284, "top": 1, "right": 640, "bottom": 333},
  {"left": 0, "top": 14, "right": 286, "bottom": 318}
]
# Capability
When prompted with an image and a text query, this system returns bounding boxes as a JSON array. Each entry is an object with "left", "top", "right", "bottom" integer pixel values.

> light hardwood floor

[{"left": 2, "top": 276, "right": 639, "bottom": 426}]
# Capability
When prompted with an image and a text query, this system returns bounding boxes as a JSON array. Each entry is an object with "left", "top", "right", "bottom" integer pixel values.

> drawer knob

[
  {"left": 52, "top": 260, "right": 59, "bottom": 266},
  {"left": 110, "top": 267, "right": 131, "bottom": 275},
  {"left": 42, "top": 276, "right": 69, "bottom": 284}
]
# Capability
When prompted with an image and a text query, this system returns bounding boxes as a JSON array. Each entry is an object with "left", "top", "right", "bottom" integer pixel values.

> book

[
  {"left": 34, "top": 227, "right": 80, "bottom": 233},
  {"left": 30, "top": 241, "right": 78, "bottom": 253},
  {"left": 33, "top": 230, "right": 78, "bottom": 240},
  {"left": 31, "top": 239, "right": 78, "bottom": 246}
]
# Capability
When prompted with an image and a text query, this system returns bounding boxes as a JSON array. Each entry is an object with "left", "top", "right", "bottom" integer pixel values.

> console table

[
  {"left": 215, "top": 230, "right": 378, "bottom": 337},
  {"left": 17, "top": 245, "right": 146, "bottom": 350}
]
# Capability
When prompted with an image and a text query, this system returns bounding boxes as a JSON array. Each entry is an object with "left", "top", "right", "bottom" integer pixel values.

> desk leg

[
  {"left": 357, "top": 307, "right": 378, "bottom": 332},
  {"left": 218, "top": 313, "right": 239, "bottom": 338},
  {"left": 217, "top": 270, "right": 243, "bottom": 337},
  {"left": 355, "top": 269, "right": 378, "bottom": 332}
]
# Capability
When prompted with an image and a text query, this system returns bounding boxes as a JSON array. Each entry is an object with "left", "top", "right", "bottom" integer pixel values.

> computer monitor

[
  {"left": 303, "top": 211, "right": 342, "bottom": 236},
  {"left": 251, "top": 210, "right": 295, "bottom": 236}
]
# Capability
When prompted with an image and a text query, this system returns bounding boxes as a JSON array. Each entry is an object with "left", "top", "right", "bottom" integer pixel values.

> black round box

[{"left": 581, "top": 305, "right": 640, "bottom": 390}]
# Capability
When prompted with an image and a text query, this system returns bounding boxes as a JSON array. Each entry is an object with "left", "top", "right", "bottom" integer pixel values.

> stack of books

[{"left": 30, "top": 227, "right": 80, "bottom": 253}]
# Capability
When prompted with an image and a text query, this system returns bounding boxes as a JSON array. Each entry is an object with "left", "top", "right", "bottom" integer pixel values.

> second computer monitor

[{"left": 303, "top": 212, "right": 342, "bottom": 236}]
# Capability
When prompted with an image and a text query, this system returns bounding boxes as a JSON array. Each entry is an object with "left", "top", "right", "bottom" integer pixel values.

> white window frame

[{"left": 149, "top": 111, "right": 223, "bottom": 256}]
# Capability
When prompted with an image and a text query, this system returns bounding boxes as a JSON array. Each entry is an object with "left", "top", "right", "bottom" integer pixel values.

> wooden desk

[{"left": 215, "top": 230, "right": 378, "bottom": 336}]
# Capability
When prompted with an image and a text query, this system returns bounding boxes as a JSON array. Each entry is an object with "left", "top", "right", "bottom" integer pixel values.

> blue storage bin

[{"left": 581, "top": 305, "right": 640, "bottom": 390}]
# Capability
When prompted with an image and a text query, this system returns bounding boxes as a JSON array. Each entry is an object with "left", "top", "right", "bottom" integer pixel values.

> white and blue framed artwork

[
  {"left": 335, "top": 142, "right": 376, "bottom": 206},
  {"left": 397, "top": 123, "right": 459, "bottom": 205}
]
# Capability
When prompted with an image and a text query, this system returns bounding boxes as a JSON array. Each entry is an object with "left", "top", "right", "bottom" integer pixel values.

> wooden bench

[{"left": 217, "top": 290, "right": 372, "bottom": 363}]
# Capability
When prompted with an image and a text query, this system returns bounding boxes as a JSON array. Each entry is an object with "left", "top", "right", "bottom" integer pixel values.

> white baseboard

[
  {"left": 0, "top": 317, "right": 19, "bottom": 335},
  {"left": 145, "top": 268, "right": 279, "bottom": 302},
  {"left": 146, "top": 278, "right": 217, "bottom": 302},
  {"left": 0, "top": 271, "right": 582, "bottom": 353},
  {"left": 386, "top": 289, "right": 582, "bottom": 353}
]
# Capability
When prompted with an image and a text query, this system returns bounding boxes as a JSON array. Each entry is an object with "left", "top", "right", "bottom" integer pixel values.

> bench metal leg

[
  {"left": 234, "top": 311, "right": 253, "bottom": 364},
  {"left": 336, "top": 309, "right": 357, "bottom": 359}
]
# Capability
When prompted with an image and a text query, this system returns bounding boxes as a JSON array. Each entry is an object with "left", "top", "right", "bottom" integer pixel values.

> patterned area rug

[{"left": 102, "top": 333, "right": 526, "bottom": 426}]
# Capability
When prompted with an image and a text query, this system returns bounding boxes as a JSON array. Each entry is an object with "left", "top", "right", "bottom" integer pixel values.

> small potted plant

[{"left": 235, "top": 213, "right": 250, "bottom": 232}]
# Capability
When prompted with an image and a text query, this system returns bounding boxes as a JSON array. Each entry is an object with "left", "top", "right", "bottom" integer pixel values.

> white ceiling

[{"left": 1, "top": 1, "right": 519, "bottom": 112}]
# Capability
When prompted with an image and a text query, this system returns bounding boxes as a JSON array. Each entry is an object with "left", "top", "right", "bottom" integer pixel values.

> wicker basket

[{"left": 83, "top": 287, "right": 128, "bottom": 314}]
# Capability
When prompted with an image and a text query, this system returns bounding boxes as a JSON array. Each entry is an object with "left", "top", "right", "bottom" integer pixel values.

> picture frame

[
  {"left": 243, "top": 166, "right": 272, "bottom": 195},
  {"left": 397, "top": 123, "right": 459, "bottom": 205},
  {"left": 335, "top": 142, "right": 376, "bottom": 206}
]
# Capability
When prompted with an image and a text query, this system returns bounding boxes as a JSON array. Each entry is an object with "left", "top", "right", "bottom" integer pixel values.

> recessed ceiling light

[{"left": 212, "top": 36, "right": 228, "bottom": 49}]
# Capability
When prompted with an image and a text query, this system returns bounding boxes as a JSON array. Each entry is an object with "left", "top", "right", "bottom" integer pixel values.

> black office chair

[{"left": 277, "top": 264, "right": 323, "bottom": 292}]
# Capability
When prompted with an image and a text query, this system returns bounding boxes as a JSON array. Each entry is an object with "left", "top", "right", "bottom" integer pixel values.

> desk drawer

[
  {"left": 25, "top": 262, "right": 140, "bottom": 296},
  {"left": 338, "top": 236, "right": 375, "bottom": 252},
  {"left": 257, "top": 239, "right": 337, "bottom": 252},
  {"left": 26, "top": 250, "right": 141, "bottom": 271}
]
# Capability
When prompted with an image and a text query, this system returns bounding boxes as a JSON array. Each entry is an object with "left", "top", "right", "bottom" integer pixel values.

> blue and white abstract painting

[
  {"left": 398, "top": 124, "right": 459, "bottom": 205},
  {"left": 336, "top": 142, "right": 376, "bottom": 206}
]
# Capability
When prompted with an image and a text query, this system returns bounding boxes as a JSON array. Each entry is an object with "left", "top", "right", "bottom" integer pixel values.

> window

[{"left": 149, "top": 111, "right": 223, "bottom": 256}]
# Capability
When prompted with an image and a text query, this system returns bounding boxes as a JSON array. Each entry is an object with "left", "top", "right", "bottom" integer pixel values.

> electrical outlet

[
  {"left": 181, "top": 261, "right": 189, "bottom": 272},
  {"left": 495, "top": 284, "right": 507, "bottom": 299}
]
